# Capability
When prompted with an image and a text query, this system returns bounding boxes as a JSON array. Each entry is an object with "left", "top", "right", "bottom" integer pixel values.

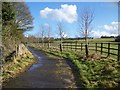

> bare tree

[
  {"left": 57, "top": 22, "right": 64, "bottom": 52},
  {"left": 47, "top": 25, "right": 51, "bottom": 49},
  {"left": 39, "top": 24, "right": 45, "bottom": 47},
  {"left": 78, "top": 8, "right": 94, "bottom": 58}
]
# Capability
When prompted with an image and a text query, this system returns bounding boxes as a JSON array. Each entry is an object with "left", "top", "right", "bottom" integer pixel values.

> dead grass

[{"left": 2, "top": 53, "right": 36, "bottom": 83}]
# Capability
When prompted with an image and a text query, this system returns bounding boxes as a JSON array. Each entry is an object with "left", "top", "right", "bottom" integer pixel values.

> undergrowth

[{"left": 2, "top": 53, "right": 36, "bottom": 83}]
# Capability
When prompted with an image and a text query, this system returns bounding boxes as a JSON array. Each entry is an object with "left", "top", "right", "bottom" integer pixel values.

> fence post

[
  {"left": 62, "top": 43, "right": 64, "bottom": 50},
  {"left": 81, "top": 43, "right": 83, "bottom": 51},
  {"left": 75, "top": 41, "right": 77, "bottom": 51},
  {"left": 67, "top": 43, "right": 68, "bottom": 50},
  {"left": 118, "top": 44, "right": 120, "bottom": 62},
  {"left": 101, "top": 43, "right": 103, "bottom": 54},
  {"left": 108, "top": 43, "right": 110, "bottom": 56},
  {"left": 60, "top": 43, "right": 62, "bottom": 52},
  {"left": 96, "top": 43, "right": 97, "bottom": 52}
]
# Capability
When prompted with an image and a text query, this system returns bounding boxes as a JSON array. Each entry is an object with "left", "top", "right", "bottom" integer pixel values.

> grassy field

[
  {"left": 37, "top": 38, "right": 119, "bottom": 60},
  {"left": 56, "top": 38, "right": 116, "bottom": 43},
  {"left": 30, "top": 45, "right": 120, "bottom": 88},
  {"left": 29, "top": 37, "right": 120, "bottom": 88}
]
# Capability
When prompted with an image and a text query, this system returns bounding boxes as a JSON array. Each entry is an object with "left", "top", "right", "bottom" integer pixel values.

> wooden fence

[
  {"left": 32, "top": 42, "right": 120, "bottom": 61},
  {"left": 62, "top": 42, "right": 120, "bottom": 61}
]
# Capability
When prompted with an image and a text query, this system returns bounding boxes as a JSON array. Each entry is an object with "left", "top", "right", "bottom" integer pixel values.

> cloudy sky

[{"left": 25, "top": 2, "right": 118, "bottom": 38}]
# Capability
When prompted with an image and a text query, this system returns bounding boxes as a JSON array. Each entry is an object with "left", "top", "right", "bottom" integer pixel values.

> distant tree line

[
  {"left": 101, "top": 36, "right": 116, "bottom": 38},
  {"left": 55, "top": 37, "right": 94, "bottom": 41},
  {"left": 100, "top": 35, "right": 120, "bottom": 42},
  {"left": 115, "top": 35, "right": 120, "bottom": 42}
]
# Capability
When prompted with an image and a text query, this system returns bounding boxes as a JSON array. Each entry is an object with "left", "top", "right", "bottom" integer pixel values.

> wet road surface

[{"left": 3, "top": 47, "right": 77, "bottom": 88}]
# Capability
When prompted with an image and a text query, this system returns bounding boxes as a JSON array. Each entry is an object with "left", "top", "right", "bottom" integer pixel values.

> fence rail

[
  {"left": 32, "top": 42, "right": 120, "bottom": 61},
  {"left": 62, "top": 42, "right": 120, "bottom": 61}
]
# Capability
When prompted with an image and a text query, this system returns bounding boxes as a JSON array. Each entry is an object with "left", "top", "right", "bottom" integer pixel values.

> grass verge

[
  {"left": 36, "top": 47, "right": 120, "bottom": 88},
  {"left": 2, "top": 51, "right": 36, "bottom": 85}
]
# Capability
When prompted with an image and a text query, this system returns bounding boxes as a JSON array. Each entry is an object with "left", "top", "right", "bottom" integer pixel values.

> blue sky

[{"left": 25, "top": 2, "right": 118, "bottom": 38}]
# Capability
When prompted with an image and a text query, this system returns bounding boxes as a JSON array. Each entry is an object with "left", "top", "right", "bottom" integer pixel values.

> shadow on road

[{"left": 45, "top": 51, "right": 83, "bottom": 88}]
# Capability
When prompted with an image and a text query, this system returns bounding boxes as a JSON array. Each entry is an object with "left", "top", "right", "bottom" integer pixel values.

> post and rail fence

[
  {"left": 32, "top": 41, "right": 120, "bottom": 62},
  {"left": 62, "top": 42, "right": 120, "bottom": 61},
  {"left": 2, "top": 42, "right": 119, "bottom": 62}
]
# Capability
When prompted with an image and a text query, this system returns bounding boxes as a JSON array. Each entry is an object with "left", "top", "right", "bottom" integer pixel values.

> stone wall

[
  {"left": 3, "top": 44, "right": 33, "bottom": 63},
  {"left": 17, "top": 44, "right": 32, "bottom": 57}
]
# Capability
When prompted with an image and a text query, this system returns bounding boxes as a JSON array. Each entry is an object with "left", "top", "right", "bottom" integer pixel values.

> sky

[{"left": 24, "top": 2, "right": 118, "bottom": 38}]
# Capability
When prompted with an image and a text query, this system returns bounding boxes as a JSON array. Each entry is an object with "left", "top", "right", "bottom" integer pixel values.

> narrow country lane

[{"left": 3, "top": 47, "right": 77, "bottom": 88}]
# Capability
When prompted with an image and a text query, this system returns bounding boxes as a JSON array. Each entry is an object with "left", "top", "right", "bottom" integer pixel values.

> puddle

[{"left": 28, "top": 63, "right": 43, "bottom": 71}]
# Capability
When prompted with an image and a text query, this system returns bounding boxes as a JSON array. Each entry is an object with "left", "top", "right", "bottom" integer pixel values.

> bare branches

[
  {"left": 12, "top": 2, "right": 33, "bottom": 31},
  {"left": 78, "top": 7, "right": 94, "bottom": 58},
  {"left": 47, "top": 25, "right": 51, "bottom": 48},
  {"left": 40, "top": 24, "right": 45, "bottom": 39},
  {"left": 78, "top": 8, "right": 94, "bottom": 40},
  {"left": 39, "top": 24, "right": 52, "bottom": 48},
  {"left": 47, "top": 25, "right": 51, "bottom": 40},
  {"left": 57, "top": 22, "right": 64, "bottom": 52},
  {"left": 57, "top": 22, "right": 64, "bottom": 40},
  {"left": 39, "top": 24, "right": 45, "bottom": 47}
]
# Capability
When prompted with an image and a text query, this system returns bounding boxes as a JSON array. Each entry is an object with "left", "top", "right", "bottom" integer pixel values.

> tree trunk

[
  {"left": 85, "top": 35, "right": 88, "bottom": 59},
  {"left": 60, "top": 43, "right": 62, "bottom": 52},
  {"left": 59, "top": 37, "right": 63, "bottom": 52},
  {"left": 85, "top": 45, "right": 88, "bottom": 58},
  {"left": 48, "top": 40, "right": 50, "bottom": 49},
  {"left": 42, "top": 38, "right": 44, "bottom": 47}
]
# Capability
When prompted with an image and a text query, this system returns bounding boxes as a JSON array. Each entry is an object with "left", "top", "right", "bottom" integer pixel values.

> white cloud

[
  {"left": 62, "top": 32, "right": 67, "bottom": 38},
  {"left": 91, "top": 31, "right": 117, "bottom": 38},
  {"left": 55, "top": 32, "right": 68, "bottom": 38},
  {"left": 92, "top": 22, "right": 119, "bottom": 38},
  {"left": 40, "top": 4, "right": 77, "bottom": 23},
  {"left": 103, "top": 22, "right": 118, "bottom": 32},
  {"left": 104, "top": 25, "right": 114, "bottom": 30}
]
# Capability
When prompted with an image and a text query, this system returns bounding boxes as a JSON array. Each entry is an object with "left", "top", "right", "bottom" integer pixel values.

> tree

[
  {"left": 2, "top": 2, "right": 33, "bottom": 57},
  {"left": 2, "top": 2, "right": 33, "bottom": 42},
  {"left": 2, "top": 2, "right": 18, "bottom": 55},
  {"left": 115, "top": 35, "right": 120, "bottom": 42},
  {"left": 0, "top": 2, "right": 2, "bottom": 47},
  {"left": 78, "top": 8, "right": 94, "bottom": 58},
  {"left": 12, "top": 2, "right": 33, "bottom": 31},
  {"left": 57, "top": 22, "right": 64, "bottom": 52},
  {"left": 39, "top": 24, "right": 45, "bottom": 47},
  {"left": 47, "top": 25, "right": 51, "bottom": 49},
  {"left": 2, "top": 2, "right": 16, "bottom": 25}
]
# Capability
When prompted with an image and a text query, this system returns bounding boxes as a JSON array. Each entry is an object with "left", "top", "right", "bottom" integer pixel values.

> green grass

[
  {"left": 33, "top": 38, "right": 118, "bottom": 60},
  {"left": 58, "top": 38, "right": 115, "bottom": 43},
  {"left": 40, "top": 48, "right": 120, "bottom": 88},
  {"left": 31, "top": 38, "right": 118, "bottom": 60},
  {"left": 29, "top": 38, "right": 120, "bottom": 88},
  {"left": 41, "top": 38, "right": 118, "bottom": 60},
  {"left": 2, "top": 53, "right": 36, "bottom": 83}
]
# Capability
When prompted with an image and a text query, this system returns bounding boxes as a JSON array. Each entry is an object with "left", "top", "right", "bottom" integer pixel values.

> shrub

[{"left": 115, "top": 35, "right": 120, "bottom": 42}]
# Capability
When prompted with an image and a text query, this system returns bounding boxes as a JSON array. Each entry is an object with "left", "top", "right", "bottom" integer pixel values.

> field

[
  {"left": 44, "top": 49, "right": 120, "bottom": 88},
  {"left": 30, "top": 37, "right": 120, "bottom": 88},
  {"left": 36, "top": 38, "right": 119, "bottom": 61},
  {"left": 54, "top": 38, "right": 115, "bottom": 43}
]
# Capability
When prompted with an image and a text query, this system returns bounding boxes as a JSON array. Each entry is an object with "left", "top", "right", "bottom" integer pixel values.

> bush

[{"left": 115, "top": 35, "right": 120, "bottom": 42}]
